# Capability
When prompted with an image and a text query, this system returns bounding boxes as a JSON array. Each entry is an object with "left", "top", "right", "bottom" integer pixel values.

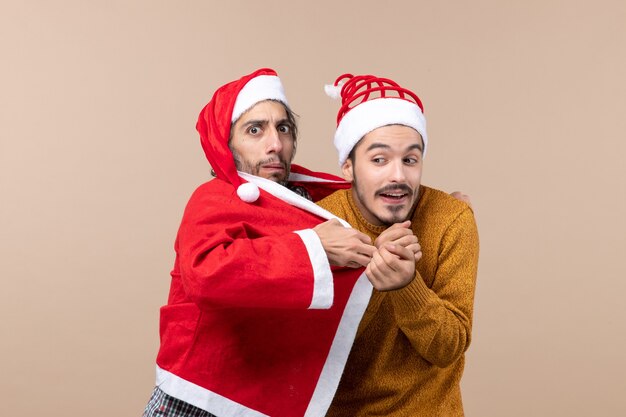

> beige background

[{"left": 1, "top": 1, "right": 625, "bottom": 416}]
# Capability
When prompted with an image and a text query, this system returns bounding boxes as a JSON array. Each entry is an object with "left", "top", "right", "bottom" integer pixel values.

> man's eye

[
  {"left": 278, "top": 124, "right": 290, "bottom": 133},
  {"left": 248, "top": 126, "right": 260, "bottom": 134},
  {"left": 404, "top": 157, "right": 418, "bottom": 164},
  {"left": 372, "top": 157, "right": 385, "bottom": 164}
]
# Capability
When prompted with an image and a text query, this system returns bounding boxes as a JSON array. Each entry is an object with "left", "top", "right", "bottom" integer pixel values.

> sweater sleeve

[
  {"left": 389, "top": 207, "right": 479, "bottom": 367},
  {"left": 175, "top": 186, "right": 333, "bottom": 311}
]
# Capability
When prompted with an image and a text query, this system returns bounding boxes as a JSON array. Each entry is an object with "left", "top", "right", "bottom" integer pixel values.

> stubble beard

[
  {"left": 353, "top": 176, "right": 420, "bottom": 226},
  {"left": 232, "top": 150, "right": 291, "bottom": 185}
]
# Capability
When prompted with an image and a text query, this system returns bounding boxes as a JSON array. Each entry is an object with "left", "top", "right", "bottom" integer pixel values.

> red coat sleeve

[{"left": 174, "top": 182, "right": 333, "bottom": 311}]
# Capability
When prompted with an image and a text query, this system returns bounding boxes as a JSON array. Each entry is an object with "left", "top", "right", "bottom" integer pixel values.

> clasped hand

[
  {"left": 367, "top": 221, "right": 421, "bottom": 291},
  {"left": 314, "top": 219, "right": 421, "bottom": 291}
]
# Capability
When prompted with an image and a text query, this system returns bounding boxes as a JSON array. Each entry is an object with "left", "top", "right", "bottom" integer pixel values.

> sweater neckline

[
  {"left": 346, "top": 190, "right": 387, "bottom": 236},
  {"left": 345, "top": 186, "right": 427, "bottom": 236}
]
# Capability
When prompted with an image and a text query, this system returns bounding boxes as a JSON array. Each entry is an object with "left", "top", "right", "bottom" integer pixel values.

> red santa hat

[
  {"left": 196, "top": 68, "right": 289, "bottom": 202},
  {"left": 325, "top": 73, "right": 428, "bottom": 165}
]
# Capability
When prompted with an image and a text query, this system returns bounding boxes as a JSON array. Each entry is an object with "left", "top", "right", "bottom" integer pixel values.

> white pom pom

[
  {"left": 324, "top": 83, "right": 341, "bottom": 99},
  {"left": 237, "top": 182, "right": 260, "bottom": 203}
]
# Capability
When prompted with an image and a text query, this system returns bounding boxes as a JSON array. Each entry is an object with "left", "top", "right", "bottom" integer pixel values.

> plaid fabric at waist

[{"left": 143, "top": 387, "right": 218, "bottom": 417}]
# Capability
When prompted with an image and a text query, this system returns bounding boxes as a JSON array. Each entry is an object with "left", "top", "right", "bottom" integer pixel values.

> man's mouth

[
  {"left": 380, "top": 191, "right": 408, "bottom": 199},
  {"left": 376, "top": 186, "right": 412, "bottom": 204},
  {"left": 261, "top": 163, "right": 285, "bottom": 171},
  {"left": 259, "top": 160, "right": 286, "bottom": 171}
]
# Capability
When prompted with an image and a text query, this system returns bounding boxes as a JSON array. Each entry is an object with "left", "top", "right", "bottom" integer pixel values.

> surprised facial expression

[
  {"left": 229, "top": 100, "right": 296, "bottom": 183},
  {"left": 342, "top": 125, "right": 424, "bottom": 226}
]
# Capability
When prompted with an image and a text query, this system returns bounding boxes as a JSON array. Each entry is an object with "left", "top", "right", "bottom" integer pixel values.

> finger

[
  {"left": 365, "top": 263, "right": 380, "bottom": 286},
  {"left": 406, "top": 243, "right": 421, "bottom": 255},
  {"left": 357, "top": 243, "right": 377, "bottom": 258},
  {"left": 350, "top": 243, "right": 376, "bottom": 266},
  {"left": 366, "top": 252, "right": 387, "bottom": 283},
  {"left": 370, "top": 249, "right": 394, "bottom": 276},
  {"left": 391, "top": 220, "right": 411, "bottom": 229},
  {"left": 391, "top": 235, "right": 418, "bottom": 248},
  {"left": 354, "top": 231, "right": 373, "bottom": 244},
  {"left": 375, "top": 227, "right": 414, "bottom": 249},
  {"left": 347, "top": 253, "right": 374, "bottom": 268},
  {"left": 451, "top": 191, "right": 472, "bottom": 208},
  {"left": 384, "top": 243, "right": 415, "bottom": 262},
  {"left": 328, "top": 218, "right": 341, "bottom": 226},
  {"left": 381, "top": 228, "right": 414, "bottom": 242},
  {"left": 365, "top": 263, "right": 372, "bottom": 278},
  {"left": 376, "top": 247, "right": 401, "bottom": 272},
  {"left": 346, "top": 260, "right": 366, "bottom": 268},
  {"left": 383, "top": 223, "right": 413, "bottom": 236},
  {"left": 377, "top": 248, "right": 415, "bottom": 284}
]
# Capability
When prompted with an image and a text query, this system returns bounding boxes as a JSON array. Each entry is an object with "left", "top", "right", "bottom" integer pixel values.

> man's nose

[
  {"left": 388, "top": 160, "right": 407, "bottom": 182},
  {"left": 265, "top": 127, "right": 283, "bottom": 153}
]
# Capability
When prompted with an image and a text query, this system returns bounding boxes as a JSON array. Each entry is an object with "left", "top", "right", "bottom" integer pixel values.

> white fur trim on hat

[
  {"left": 236, "top": 182, "right": 260, "bottom": 202},
  {"left": 232, "top": 75, "right": 289, "bottom": 122},
  {"left": 334, "top": 98, "right": 428, "bottom": 165}
]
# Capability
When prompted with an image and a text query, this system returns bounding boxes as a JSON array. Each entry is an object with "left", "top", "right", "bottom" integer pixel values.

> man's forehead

[
  {"left": 357, "top": 125, "right": 424, "bottom": 152},
  {"left": 234, "top": 100, "right": 287, "bottom": 125}
]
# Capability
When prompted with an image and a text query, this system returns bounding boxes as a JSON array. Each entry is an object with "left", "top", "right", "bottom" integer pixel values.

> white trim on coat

[{"left": 156, "top": 366, "right": 269, "bottom": 417}]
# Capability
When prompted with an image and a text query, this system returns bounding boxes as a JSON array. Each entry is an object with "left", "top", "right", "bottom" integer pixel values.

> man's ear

[{"left": 341, "top": 158, "right": 354, "bottom": 182}]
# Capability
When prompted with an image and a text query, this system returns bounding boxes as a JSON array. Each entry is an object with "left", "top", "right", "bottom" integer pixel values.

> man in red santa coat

[{"left": 143, "top": 69, "right": 381, "bottom": 417}]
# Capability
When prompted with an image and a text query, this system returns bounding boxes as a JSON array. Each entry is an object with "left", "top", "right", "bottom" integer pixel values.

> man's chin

[
  {"left": 380, "top": 217, "right": 405, "bottom": 226},
  {"left": 378, "top": 209, "right": 410, "bottom": 226},
  {"left": 261, "top": 173, "right": 288, "bottom": 183}
]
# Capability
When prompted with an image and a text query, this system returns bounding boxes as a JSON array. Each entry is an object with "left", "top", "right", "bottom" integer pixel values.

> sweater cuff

[{"left": 391, "top": 273, "right": 435, "bottom": 312}]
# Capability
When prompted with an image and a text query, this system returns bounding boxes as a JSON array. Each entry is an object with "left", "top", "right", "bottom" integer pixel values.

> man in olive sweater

[{"left": 320, "top": 73, "right": 479, "bottom": 416}]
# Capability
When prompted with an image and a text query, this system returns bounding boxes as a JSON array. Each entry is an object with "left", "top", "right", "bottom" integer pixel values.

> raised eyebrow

[
  {"left": 241, "top": 119, "right": 269, "bottom": 129},
  {"left": 406, "top": 143, "right": 423, "bottom": 153},
  {"left": 360, "top": 143, "right": 422, "bottom": 152},
  {"left": 365, "top": 143, "right": 423, "bottom": 152},
  {"left": 365, "top": 143, "right": 391, "bottom": 152}
]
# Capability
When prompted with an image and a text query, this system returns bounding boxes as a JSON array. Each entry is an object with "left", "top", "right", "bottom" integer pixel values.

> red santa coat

[{"left": 155, "top": 168, "right": 372, "bottom": 417}]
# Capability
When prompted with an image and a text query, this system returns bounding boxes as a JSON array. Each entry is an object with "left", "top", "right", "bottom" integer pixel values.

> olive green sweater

[{"left": 318, "top": 186, "right": 479, "bottom": 417}]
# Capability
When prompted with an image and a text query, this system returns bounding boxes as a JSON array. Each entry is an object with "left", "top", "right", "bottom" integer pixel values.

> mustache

[
  {"left": 375, "top": 184, "right": 413, "bottom": 196},
  {"left": 255, "top": 157, "right": 287, "bottom": 169}
]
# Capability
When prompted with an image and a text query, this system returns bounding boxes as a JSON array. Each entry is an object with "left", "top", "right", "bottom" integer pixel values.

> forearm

[
  {"left": 390, "top": 277, "right": 472, "bottom": 367},
  {"left": 391, "top": 207, "right": 479, "bottom": 367},
  {"left": 179, "top": 229, "right": 333, "bottom": 311}
]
